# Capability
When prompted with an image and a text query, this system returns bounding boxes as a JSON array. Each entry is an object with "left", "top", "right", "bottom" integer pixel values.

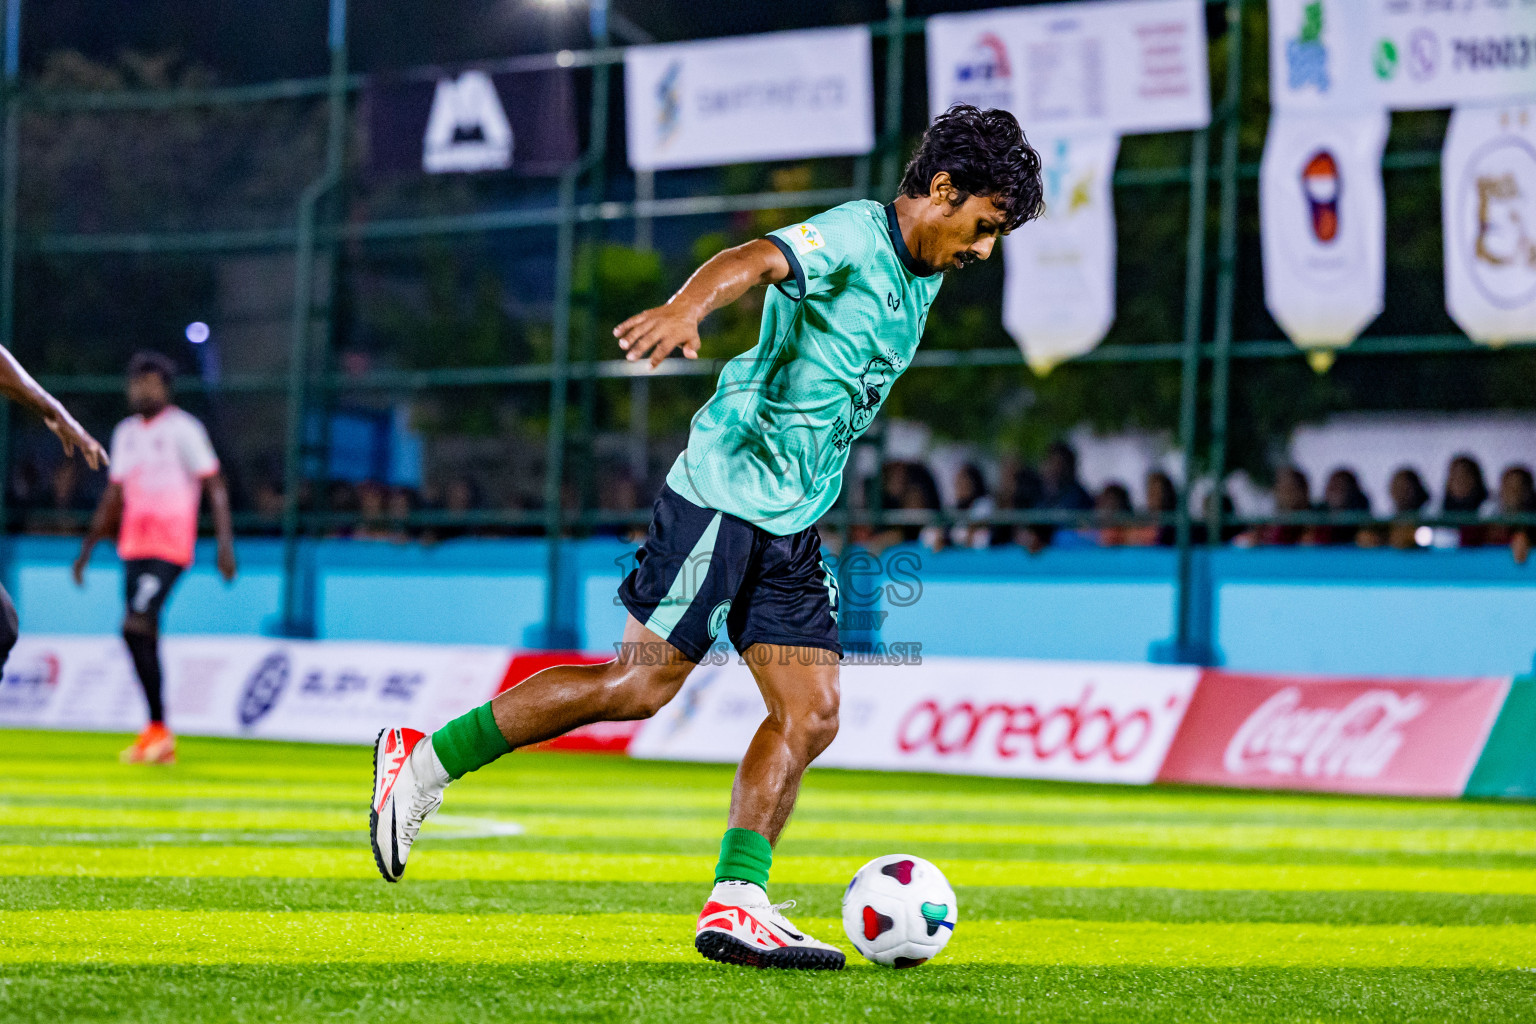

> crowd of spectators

[
  {"left": 9, "top": 441, "right": 1534, "bottom": 562},
  {"left": 849, "top": 444, "right": 1535, "bottom": 564}
]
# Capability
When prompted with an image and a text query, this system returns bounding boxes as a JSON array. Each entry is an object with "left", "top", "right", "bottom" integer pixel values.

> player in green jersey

[{"left": 370, "top": 104, "right": 1043, "bottom": 969}]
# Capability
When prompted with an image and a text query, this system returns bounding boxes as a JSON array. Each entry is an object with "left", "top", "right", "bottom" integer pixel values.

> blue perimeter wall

[{"left": 12, "top": 536, "right": 1536, "bottom": 677}]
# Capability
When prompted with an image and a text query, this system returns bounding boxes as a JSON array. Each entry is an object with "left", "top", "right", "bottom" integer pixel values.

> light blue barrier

[{"left": 7, "top": 537, "right": 1534, "bottom": 676}]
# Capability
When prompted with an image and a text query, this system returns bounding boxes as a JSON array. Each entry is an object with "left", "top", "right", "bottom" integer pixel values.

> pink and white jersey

[{"left": 109, "top": 406, "right": 220, "bottom": 567}]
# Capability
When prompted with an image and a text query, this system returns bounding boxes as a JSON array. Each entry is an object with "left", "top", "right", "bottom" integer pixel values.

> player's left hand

[
  {"left": 217, "top": 544, "right": 238, "bottom": 582},
  {"left": 614, "top": 303, "right": 701, "bottom": 369},
  {"left": 44, "top": 404, "right": 108, "bottom": 471}
]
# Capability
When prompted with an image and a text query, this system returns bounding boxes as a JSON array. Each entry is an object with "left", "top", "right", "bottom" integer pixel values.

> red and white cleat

[
  {"left": 694, "top": 882, "right": 845, "bottom": 970},
  {"left": 120, "top": 723, "right": 175, "bottom": 765},
  {"left": 369, "top": 727, "right": 447, "bottom": 883}
]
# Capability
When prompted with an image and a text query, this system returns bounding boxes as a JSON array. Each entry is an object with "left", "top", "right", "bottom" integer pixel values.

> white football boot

[
  {"left": 370, "top": 727, "right": 449, "bottom": 882},
  {"left": 694, "top": 881, "right": 846, "bottom": 970}
]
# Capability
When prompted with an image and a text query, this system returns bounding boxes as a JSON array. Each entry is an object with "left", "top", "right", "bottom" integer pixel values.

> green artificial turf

[{"left": 1, "top": 729, "right": 1533, "bottom": 1022}]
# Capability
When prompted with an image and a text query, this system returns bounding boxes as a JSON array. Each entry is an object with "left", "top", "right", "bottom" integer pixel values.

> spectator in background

[
  {"left": 595, "top": 469, "right": 647, "bottom": 544},
  {"left": 352, "top": 481, "right": 395, "bottom": 541},
  {"left": 250, "top": 479, "right": 285, "bottom": 538},
  {"left": 1093, "top": 482, "right": 1134, "bottom": 547},
  {"left": 1023, "top": 441, "right": 1093, "bottom": 551},
  {"left": 994, "top": 463, "right": 1043, "bottom": 550},
  {"left": 1442, "top": 454, "right": 1491, "bottom": 548},
  {"left": 1243, "top": 466, "right": 1311, "bottom": 547},
  {"left": 428, "top": 475, "right": 485, "bottom": 542},
  {"left": 949, "top": 463, "right": 995, "bottom": 550},
  {"left": 903, "top": 462, "right": 946, "bottom": 551},
  {"left": 29, "top": 458, "right": 85, "bottom": 535},
  {"left": 1123, "top": 470, "right": 1177, "bottom": 546},
  {"left": 387, "top": 486, "right": 418, "bottom": 543},
  {"left": 1359, "top": 467, "right": 1430, "bottom": 550},
  {"left": 1487, "top": 465, "right": 1535, "bottom": 566},
  {"left": 1309, "top": 468, "right": 1370, "bottom": 546}
]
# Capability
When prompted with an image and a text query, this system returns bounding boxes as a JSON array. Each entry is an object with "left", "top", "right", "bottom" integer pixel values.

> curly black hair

[
  {"left": 898, "top": 104, "right": 1045, "bottom": 231},
  {"left": 127, "top": 350, "right": 177, "bottom": 385}
]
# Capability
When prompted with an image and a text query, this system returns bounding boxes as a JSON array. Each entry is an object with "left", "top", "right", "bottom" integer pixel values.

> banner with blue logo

[
  {"left": 925, "top": 0, "right": 1210, "bottom": 137},
  {"left": 623, "top": 27, "right": 874, "bottom": 172},
  {"left": 1271, "top": 0, "right": 1536, "bottom": 114}
]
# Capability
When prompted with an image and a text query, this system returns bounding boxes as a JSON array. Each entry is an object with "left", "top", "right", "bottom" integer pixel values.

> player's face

[
  {"left": 127, "top": 372, "right": 169, "bottom": 416},
  {"left": 930, "top": 193, "right": 1010, "bottom": 272}
]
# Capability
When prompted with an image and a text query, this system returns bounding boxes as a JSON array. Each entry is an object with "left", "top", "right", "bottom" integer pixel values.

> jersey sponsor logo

[
  {"left": 849, "top": 356, "right": 894, "bottom": 432},
  {"left": 707, "top": 600, "right": 732, "bottom": 640},
  {"left": 886, "top": 291, "right": 901, "bottom": 311},
  {"left": 789, "top": 223, "right": 825, "bottom": 254}
]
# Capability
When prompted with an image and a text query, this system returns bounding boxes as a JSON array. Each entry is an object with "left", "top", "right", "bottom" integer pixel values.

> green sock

[
  {"left": 430, "top": 701, "right": 512, "bottom": 781},
  {"left": 714, "top": 827, "right": 772, "bottom": 888}
]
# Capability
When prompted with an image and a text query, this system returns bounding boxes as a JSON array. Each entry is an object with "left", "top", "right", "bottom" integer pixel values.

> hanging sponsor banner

[
  {"left": 1002, "top": 134, "right": 1120, "bottom": 373},
  {"left": 1157, "top": 670, "right": 1511, "bottom": 797},
  {"left": 367, "top": 69, "right": 578, "bottom": 177},
  {"left": 1442, "top": 103, "right": 1536, "bottom": 345},
  {"left": 0, "top": 635, "right": 511, "bottom": 744},
  {"left": 623, "top": 27, "right": 874, "bottom": 172},
  {"left": 1369, "top": 0, "right": 1536, "bottom": 112},
  {"left": 926, "top": 0, "right": 1210, "bottom": 136},
  {"left": 1260, "top": 109, "right": 1390, "bottom": 350},
  {"left": 1268, "top": 0, "right": 1381, "bottom": 115},
  {"left": 1270, "top": 1, "right": 1536, "bottom": 114},
  {"left": 629, "top": 657, "right": 1199, "bottom": 784}
]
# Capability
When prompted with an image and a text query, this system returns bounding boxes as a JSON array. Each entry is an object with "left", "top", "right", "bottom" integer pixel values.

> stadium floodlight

[{"left": 185, "top": 321, "right": 210, "bottom": 345}]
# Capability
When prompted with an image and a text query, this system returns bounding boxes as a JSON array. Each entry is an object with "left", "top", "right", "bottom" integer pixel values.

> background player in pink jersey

[
  {"left": 0, "top": 344, "right": 108, "bottom": 671},
  {"left": 74, "top": 352, "right": 237, "bottom": 764}
]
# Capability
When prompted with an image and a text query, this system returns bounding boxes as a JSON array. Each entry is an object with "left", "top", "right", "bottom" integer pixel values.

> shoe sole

[
  {"left": 694, "top": 929, "right": 845, "bottom": 971},
  {"left": 368, "top": 729, "right": 398, "bottom": 884}
]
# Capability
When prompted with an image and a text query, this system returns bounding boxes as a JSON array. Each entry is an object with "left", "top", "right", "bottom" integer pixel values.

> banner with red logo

[
  {"left": 1260, "top": 108, "right": 1390, "bottom": 355},
  {"left": 1157, "top": 670, "right": 1511, "bottom": 797},
  {"left": 629, "top": 657, "right": 1200, "bottom": 784}
]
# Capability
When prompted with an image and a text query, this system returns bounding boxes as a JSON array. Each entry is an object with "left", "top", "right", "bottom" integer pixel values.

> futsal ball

[{"left": 841, "top": 854, "right": 957, "bottom": 967}]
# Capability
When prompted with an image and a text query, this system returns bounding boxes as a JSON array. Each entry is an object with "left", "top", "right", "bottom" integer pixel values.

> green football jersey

[{"left": 665, "top": 200, "right": 943, "bottom": 536}]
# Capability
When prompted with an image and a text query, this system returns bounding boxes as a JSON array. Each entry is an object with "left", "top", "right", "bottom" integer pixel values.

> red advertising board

[
  {"left": 501, "top": 651, "right": 640, "bottom": 754},
  {"left": 1157, "top": 670, "right": 1511, "bottom": 797}
]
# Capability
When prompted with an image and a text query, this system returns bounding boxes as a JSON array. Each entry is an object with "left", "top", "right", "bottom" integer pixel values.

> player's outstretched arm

[
  {"left": 0, "top": 345, "right": 107, "bottom": 470},
  {"left": 73, "top": 482, "right": 122, "bottom": 586},
  {"left": 203, "top": 474, "right": 238, "bottom": 582},
  {"left": 614, "top": 238, "right": 791, "bottom": 369}
]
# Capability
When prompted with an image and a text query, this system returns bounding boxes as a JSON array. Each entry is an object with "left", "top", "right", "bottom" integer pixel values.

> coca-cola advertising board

[
  {"left": 1157, "top": 671, "right": 1511, "bottom": 797},
  {"left": 629, "top": 657, "right": 1200, "bottom": 784}
]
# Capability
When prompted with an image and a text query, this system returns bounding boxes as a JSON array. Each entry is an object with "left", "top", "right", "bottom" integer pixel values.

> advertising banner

[
  {"left": 1260, "top": 109, "right": 1390, "bottom": 350},
  {"left": 926, "top": 0, "right": 1210, "bottom": 136},
  {"left": 368, "top": 69, "right": 578, "bottom": 177},
  {"left": 1270, "top": 0, "right": 1536, "bottom": 114},
  {"left": 1442, "top": 102, "right": 1536, "bottom": 346},
  {"left": 1369, "top": 0, "right": 1536, "bottom": 113},
  {"left": 1002, "top": 134, "right": 1121, "bottom": 372},
  {"left": 0, "top": 635, "right": 512, "bottom": 744},
  {"left": 1157, "top": 670, "right": 1511, "bottom": 797},
  {"left": 1268, "top": 0, "right": 1380, "bottom": 115},
  {"left": 630, "top": 657, "right": 1199, "bottom": 784},
  {"left": 623, "top": 27, "right": 874, "bottom": 172}
]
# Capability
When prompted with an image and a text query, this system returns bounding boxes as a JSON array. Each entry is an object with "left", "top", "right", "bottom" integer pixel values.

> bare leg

[
  {"left": 726, "top": 645, "right": 840, "bottom": 845},
  {"left": 490, "top": 614, "right": 694, "bottom": 748}
]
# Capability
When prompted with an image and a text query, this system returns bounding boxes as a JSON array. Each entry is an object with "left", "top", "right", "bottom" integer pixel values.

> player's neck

[
  {"left": 136, "top": 403, "right": 171, "bottom": 422},
  {"left": 888, "top": 196, "right": 937, "bottom": 276}
]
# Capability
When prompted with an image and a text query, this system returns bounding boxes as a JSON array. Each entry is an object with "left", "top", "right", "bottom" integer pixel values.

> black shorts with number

[
  {"left": 617, "top": 485, "right": 842, "bottom": 664},
  {"left": 123, "top": 558, "right": 183, "bottom": 622}
]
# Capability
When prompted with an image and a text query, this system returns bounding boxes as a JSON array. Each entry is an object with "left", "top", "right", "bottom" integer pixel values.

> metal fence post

[
  {"left": 1206, "top": 0, "right": 1245, "bottom": 547},
  {"left": 277, "top": 0, "right": 347, "bottom": 635},
  {"left": 878, "top": 0, "right": 907, "bottom": 199},
  {"left": 1165, "top": 127, "right": 1211, "bottom": 664},
  {"left": 541, "top": 168, "right": 580, "bottom": 648},
  {"left": 0, "top": 0, "right": 21, "bottom": 549}
]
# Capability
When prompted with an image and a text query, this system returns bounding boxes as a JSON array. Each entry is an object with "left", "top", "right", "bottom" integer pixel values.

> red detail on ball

[
  {"left": 881, "top": 859, "right": 915, "bottom": 885},
  {"left": 862, "top": 905, "right": 894, "bottom": 941}
]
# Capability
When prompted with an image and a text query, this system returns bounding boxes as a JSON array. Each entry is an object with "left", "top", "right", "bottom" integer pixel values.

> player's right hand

[
  {"left": 44, "top": 404, "right": 108, "bottom": 471},
  {"left": 71, "top": 554, "right": 88, "bottom": 587},
  {"left": 613, "top": 303, "right": 702, "bottom": 369}
]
